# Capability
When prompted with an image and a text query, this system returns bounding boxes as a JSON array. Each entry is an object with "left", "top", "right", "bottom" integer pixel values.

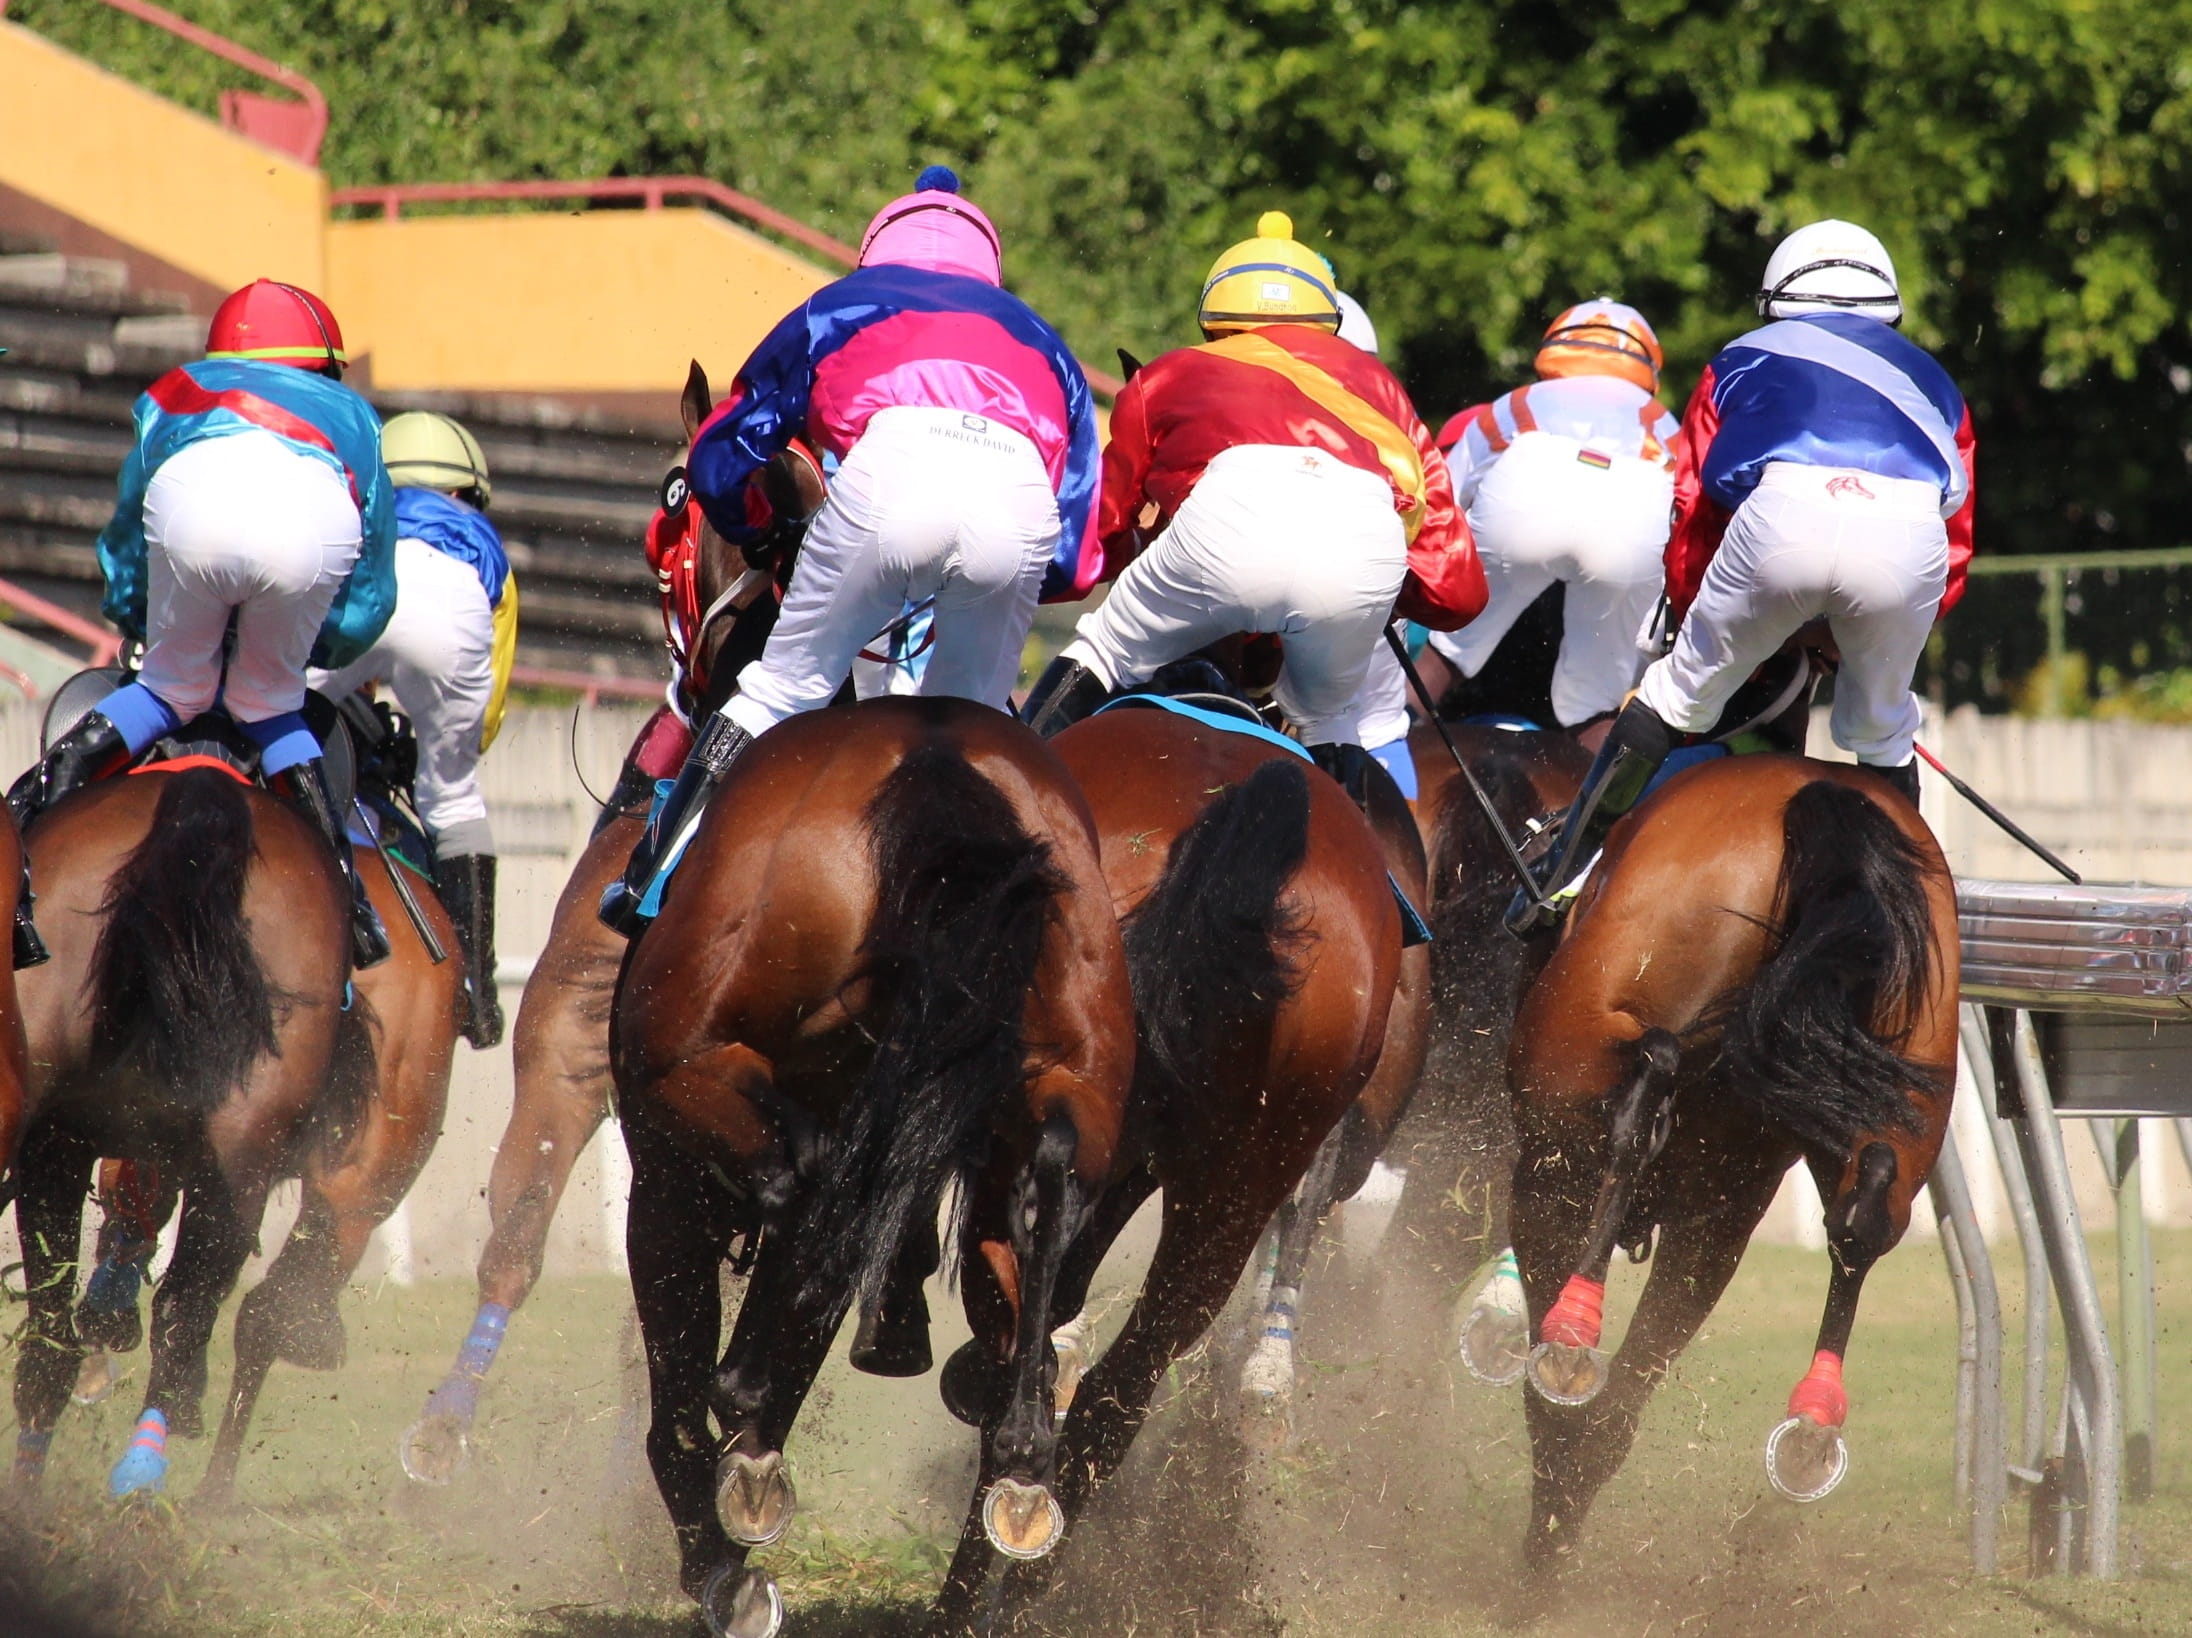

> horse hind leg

[
  {"left": 1525, "top": 1028, "right": 1680, "bottom": 1408},
  {"left": 1236, "top": 1118, "right": 1350, "bottom": 1451},
  {"left": 1764, "top": 1140, "right": 1900, "bottom": 1505},
  {"left": 11, "top": 1133, "right": 94, "bottom": 1488}
]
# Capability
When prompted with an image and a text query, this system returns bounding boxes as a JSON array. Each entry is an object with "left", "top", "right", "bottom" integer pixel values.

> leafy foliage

[{"left": 18, "top": 0, "right": 2192, "bottom": 701}]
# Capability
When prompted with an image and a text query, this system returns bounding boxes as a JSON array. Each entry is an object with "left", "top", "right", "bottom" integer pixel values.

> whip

[{"left": 1912, "top": 742, "right": 2080, "bottom": 885}]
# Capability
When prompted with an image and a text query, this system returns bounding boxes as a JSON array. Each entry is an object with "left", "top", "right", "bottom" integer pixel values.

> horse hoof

[
  {"left": 1051, "top": 1313, "right": 1093, "bottom": 1419},
  {"left": 849, "top": 1300, "right": 932, "bottom": 1378},
  {"left": 981, "top": 1477, "right": 1065, "bottom": 1561},
  {"left": 1459, "top": 1303, "right": 1529, "bottom": 1387},
  {"left": 700, "top": 1564, "right": 784, "bottom": 1638},
  {"left": 108, "top": 1446, "right": 167, "bottom": 1500},
  {"left": 1764, "top": 1415, "right": 1848, "bottom": 1503},
  {"left": 938, "top": 1340, "right": 1004, "bottom": 1430},
  {"left": 1526, "top": 1341, "right": 1610, "bottom": 1407},
  {"left": 398, "top": 1413, "right": 470, "bottom": 1486},
  {"left": 716, "top": 1449, "right": 796, "bottom": 1547},
  {"left": 71, "top": 1349, "right": 121, "bottom": 1408},
  {"left": 1237, "top": 1396, "right": 1294, "bottom": 1457}
]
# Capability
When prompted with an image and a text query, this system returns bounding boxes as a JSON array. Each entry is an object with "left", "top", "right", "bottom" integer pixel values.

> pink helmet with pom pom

[{"left": 858, "top": 166, "right": 1002, "bottom": 286}]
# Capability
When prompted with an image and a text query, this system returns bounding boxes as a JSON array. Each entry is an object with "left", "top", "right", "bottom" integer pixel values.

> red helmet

[{"left": 204, "top": 278, "right": 348, "bottom": 374}]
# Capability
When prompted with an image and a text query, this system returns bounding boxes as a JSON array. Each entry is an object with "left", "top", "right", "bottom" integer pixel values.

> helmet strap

[
  {"left": 270, "top": 279, "right": 344, "bottom": 377},
  {"left": 1758, "top": 257, "right": 1901, "bottom": 323}
]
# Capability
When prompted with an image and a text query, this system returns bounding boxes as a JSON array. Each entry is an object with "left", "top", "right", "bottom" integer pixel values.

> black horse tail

[
  {"left": 1712, "top": 779, "right": 1949, "bottom": 1153},
  {"left": 1123, "top": 755, "right": 1313, "bottom": 1101},
  {"left": 800, "top": 743, "right": 1065, "bottom": 1316},
  {"left": 89, "top": 769, "right": 283, "bottom": 1111}
]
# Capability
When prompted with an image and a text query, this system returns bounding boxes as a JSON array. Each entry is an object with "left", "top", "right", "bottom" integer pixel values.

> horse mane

[
  {"left": 1703, "top": 779, "right": 1949, "bottom": 1153},
  {"left": 1122, "top": 755, "right": 1313, "bottom": 1102},
  {"left": 795, "top": 741, "right": 1065, "bottom": 1318},
  {"left": 87, "top": 769, "right": 289, "bottom": 1112}
]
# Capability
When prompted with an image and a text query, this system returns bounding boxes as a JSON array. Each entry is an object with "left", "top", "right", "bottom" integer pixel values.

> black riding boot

[
  {"left": 7, "top": 709, "right": 131, "bottom": 833},
  {"left": 273, "top": 756, "right": 391, "bottom": 969},
  {"left": 1019, "top": 655, "right": 1110, "bottom": 738},
  {"left": 434, "top": 853, "right": 504, "bottom": 1049},
  {"left": 13, "top": 859, "right": 46, "bottom": 970},
  {"left": 1504, "top": 697, "right": 1675, "bottom": 936},
  {"left": 1308, "top": 741, "right": 1377, "bottom": 815},
  {"left": 599, "top": 713, "right": 752, "bottom": 937},
  {"left": 592, "top": 755, "right": 661, "bottom": 839},
  {"left": 1874, "top": 759, "right": 1920, "bottom": 808}
]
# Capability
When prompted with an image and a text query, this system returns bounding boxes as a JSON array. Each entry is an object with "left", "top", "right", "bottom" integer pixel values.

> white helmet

[
  {"left": 1336, "top": 291, "right": 1380, "bottom": 356},
  {"left": 1757, "top": 219, "right": 1901, "bottom": 325}
]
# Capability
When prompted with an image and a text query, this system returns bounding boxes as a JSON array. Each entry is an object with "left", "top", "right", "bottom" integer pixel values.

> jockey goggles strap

[{"left": 1759, "top": 258, "right": 1901, "bottom": 312}]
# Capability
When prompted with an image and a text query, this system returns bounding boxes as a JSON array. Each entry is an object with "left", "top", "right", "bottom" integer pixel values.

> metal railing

[
  {"left": 0, "top": 575, "right": 122, "bottom": 666},
  {"left": 3, "top": 0, "right": 329, "bottom": 165}
]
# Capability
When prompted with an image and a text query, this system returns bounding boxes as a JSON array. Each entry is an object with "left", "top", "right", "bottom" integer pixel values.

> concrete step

[{"left": 0, "top": 254, "right": 194, "bottom": 317}]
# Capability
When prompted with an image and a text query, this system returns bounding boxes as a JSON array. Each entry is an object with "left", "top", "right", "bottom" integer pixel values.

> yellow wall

[
  {"left": 327, "top": 210, "right": 832, "bottom": 395},
  {"left": 0, "top": 22, "right": 325, "bottom": 290}
]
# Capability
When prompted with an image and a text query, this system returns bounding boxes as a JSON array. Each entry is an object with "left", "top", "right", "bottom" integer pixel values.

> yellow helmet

[
  {"left": 1198, "top": 211, "right": 1342, "bottom": 335},
  {"left": 381, "top": 411, "right": 491, "bottom": 509}
]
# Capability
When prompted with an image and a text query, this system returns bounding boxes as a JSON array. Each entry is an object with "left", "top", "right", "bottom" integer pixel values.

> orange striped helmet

[{"left": 1533, "top": 300, "right": 1662, "bottom": 393}]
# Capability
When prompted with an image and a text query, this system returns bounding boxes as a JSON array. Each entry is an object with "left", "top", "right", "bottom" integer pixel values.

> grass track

[{"left": 7, "top": 1221, "right": 2192, "bottom": 1634}]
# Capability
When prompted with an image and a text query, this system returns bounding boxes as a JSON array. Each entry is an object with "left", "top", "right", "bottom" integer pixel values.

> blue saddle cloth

[{"left": 1096, "top": 694, "right": 1433, "bottom": 947}]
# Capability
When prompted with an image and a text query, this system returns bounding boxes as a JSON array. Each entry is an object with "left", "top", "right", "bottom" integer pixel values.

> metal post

[
  {"left": 2042, "top": 565, "right": 2068, "bottom": 713},
  {"left": 2111, "top": 1121, "right": 2157, "bottom": 1501},
  {"left": 1942, "top": 1214, "right": 1976, "bottom": 1509},
  {"left": 1930, "top": 1129, "right": 2005, "bottom": 1573},
  {"left": 2006, "top": 1009, "right": 2121, "bottom": 1578},
  {"left": 1964, "top": 1006, "right": 2053, "bottom": 1474}
]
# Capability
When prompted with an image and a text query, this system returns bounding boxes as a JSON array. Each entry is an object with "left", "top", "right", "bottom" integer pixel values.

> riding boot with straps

[
  {"left": 599, "top": 712, "right": 753, "bottom": 937},
  {"left": 1505, "top": 696, "right": 1675, "bottom": 936},
  {"left": 9, "top": 709, "right": 134, "bottom": 969},
  {"left": 274, "top": 756, "right": 392, "bottom": 969},
  {"left": 1020, "top": 655, "right": 1110, "bottom": 738}
]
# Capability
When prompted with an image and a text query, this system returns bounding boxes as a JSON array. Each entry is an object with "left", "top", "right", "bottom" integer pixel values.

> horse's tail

[
  {"left": 1712, "top": 779, "right": 1949, "bottom": 1153},
  {"left": 801, "top": 743, "right": 1066, "bottom": 1315},
  {"left": 1429, "top": 742, "right": 1544, "bottom": 934},
  {"left": 1123, "top": 755, "right": 1312, "bottom": 1099},
  {"left": 89, "top": 770, "right": 283, "bottom": 1110}
]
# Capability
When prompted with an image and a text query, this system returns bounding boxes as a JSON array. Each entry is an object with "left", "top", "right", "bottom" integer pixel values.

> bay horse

[
  {"left": 8, "top": 768, "right": 350, "bottom": 1494},
  {"left": 935, "top": 706, "right": 1420, "bottom": 1628},
  {"left": 0, "top": 809, "right": 29, "bottom": 1188},
  {"left": 404, "top": 359, "right": 816, "bottom": 1481},
  {"left": 1506, "top": 754, "right": 1958, "bottom": 1565},
  {"left": 612, "top": 696, "right": 1134, "bottom": 1637}
]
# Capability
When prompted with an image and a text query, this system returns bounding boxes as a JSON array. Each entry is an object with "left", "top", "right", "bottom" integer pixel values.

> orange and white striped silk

[{"left": 1438, "top": 374, "right": 1681, "bottom": 509}]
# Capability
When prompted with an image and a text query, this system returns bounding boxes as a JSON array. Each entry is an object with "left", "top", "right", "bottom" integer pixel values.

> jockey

[
  {"left": 1511, "top": 220, "right": 1975, "bottom": 933},
  {"left": 598, "top": 167, "right": 1100, "bottom": 935},
  {"left": 1019, "top": 212, "right": 1485, "bottom": 803},
  {"left": 8, "top": 278, "right": 397, "bottom": 969},
  {"left": 313, "top": 411, "right": 517, "bottom": 1044},
  {"left": 1428, "top": 300, "right": 1679, "bottom": 730}
]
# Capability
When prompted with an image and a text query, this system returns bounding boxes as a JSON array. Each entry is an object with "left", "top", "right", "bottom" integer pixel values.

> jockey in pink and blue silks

[{"left": 600, "top": 167, "right": 1101, "bottom": 934}]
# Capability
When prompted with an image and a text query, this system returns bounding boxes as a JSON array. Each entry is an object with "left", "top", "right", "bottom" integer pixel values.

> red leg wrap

[
  {"left": 1786, "top": 1349, "right": 1847, "bottom": 1427},
  {"left": 1540, "top": 1274, "right": 1606, "bottom": 1350}
]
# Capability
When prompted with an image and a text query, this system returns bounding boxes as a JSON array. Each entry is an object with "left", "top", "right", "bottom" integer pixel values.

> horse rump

[
  {"left": 799, "top": 742, "right": 1066, "bottom": 1317},
  {"left": 1123, "top": 754, "right": 1312, "bottom": 1099},
  {"left": 1708, "top": 778, "right": 1948, "bottom": 1153},
  {"left": 89, "top": 769, "right": 284, "bottom": 1111}
]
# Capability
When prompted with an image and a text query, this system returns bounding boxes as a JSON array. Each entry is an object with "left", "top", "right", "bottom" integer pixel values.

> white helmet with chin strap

[{"left": 1757, "top": 219, "right": 1902, "bottom": 326}]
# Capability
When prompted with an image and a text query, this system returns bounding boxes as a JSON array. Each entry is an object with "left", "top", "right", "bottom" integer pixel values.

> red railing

[
  {"left": 333, "top": 177, "right": 863, "bottom": 270},
  {"left": 332, "top": 177, "right": 1126, "bottom": 398},
  {"left": 2, "top": 0, "right": 329, "bottom": 166},
  {"left": 0, "top": 576, "right": 124, "bottom": 666}
]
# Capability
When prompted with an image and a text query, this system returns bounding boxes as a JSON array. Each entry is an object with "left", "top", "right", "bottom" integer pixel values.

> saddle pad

[
  {"left": 1958, "top": 879, "right": 2192, "bottom": 1017},
  {"left": 1092, "top": 693, "right": 1430, "bottom": 946},
  {"left": 127, "top": 754, "right": 250, "bottom": 784}
]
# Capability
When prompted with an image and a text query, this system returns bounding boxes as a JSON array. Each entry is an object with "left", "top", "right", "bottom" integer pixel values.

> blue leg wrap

[
  {"left": 98, "top": 683, "right": 182, "bottom": 755},
  {"left": 14, "top": 1428, "right": 52, "bottom": 1482},
  {"left": 238, "top": 711, "right": 319, "bottom": 776},
  {"left": 83, "top": 1253, "right": 145, "bottom": 1315},
  {"left": 423, "top": 1302, "right": 510, "bottom": 1425},
  {"left": 108, "top": 1409, "right": 168, "bottom": 1498}
]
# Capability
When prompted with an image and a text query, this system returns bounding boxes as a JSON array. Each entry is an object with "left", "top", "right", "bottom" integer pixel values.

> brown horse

[
  {"left": 403, "top": 359, "right": 811, "bottom": 1481},
  {"left": 0, "top": 809, "right": 29, "bottom": 1188},
  {"left": 934, "top": 708, "right": 1420, "bottom": 1628},
  {"left": 1505, "top": 755, "right": 1958, "bottom": 1566},
  {"left": 612, "top": 696, "right": 1134, "bottom": 1637},
  {"left": 8, "top": 769, "right": 349, "bottom": 1495}
]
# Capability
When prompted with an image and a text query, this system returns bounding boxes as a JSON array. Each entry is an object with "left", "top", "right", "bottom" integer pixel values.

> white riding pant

[
  {"left": 1636, "top": 462, "right": 1947, "bottom": 766},
  {"left": 1348, "top": 635, "right": 1411, "bottom": 751},
  {"left": 1428, "top": 431, "right": 1670, "bottom": 726},
  {"left": 724, "top": 407, "right": 1059, "bottom": 737},
  {"left": 137, "top": 429, "right": 361, "bottom": 724},
  {"left": 314, "top": 535, "right": 497, "bottom": 853},
  {"left": 1063, "top": 445, "right": 1408, "bottom": 745}
]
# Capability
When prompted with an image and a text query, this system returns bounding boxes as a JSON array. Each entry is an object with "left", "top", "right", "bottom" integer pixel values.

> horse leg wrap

[
  {"left": 1786, "top": 1349, "right": 1847, "bottom": 1428},
  {"left": 109, "top": 1408, "right": 168, "bottom": 1498},
  {"left": 425, "top": 1302, "right": 510, "bottom": 1423},
  {"left": 1541, "top": 1274, "right": 1606, "bottom": 1351},
  {"left": 14, "top": 1429, "right": 52, "bottom": 1484}
]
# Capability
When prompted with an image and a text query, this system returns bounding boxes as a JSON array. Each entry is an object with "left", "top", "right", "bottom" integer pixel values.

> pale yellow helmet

[
  {"left": 1198, "top": 211, "right": 1342, "bottom": 336},
  {"left": 381, "top": 411, "right": 491, "bottom": 509}
]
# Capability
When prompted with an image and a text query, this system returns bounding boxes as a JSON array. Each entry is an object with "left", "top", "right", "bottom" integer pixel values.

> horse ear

[
  {"left": 1116, "top": 348, "right": 1144, "bottom": 383},
  {"left": 681, "top": 360, "right": 712, "bottom": 439}
]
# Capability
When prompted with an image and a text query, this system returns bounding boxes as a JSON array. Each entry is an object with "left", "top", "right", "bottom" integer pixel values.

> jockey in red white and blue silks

[
  {"left": 7, "top": 278, "right": 397, "bottom": 972},
  {"left": 1510, "top": 219, "right": 1976, "bottom": 935},
  {"left": 600, "top": 165, "right": 1100, "bottom": 936}
]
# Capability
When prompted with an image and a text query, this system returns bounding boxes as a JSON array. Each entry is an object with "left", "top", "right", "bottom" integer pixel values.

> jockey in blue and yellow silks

[{"left": 8, "top": 278, "right": 398, "bottom": 970}]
